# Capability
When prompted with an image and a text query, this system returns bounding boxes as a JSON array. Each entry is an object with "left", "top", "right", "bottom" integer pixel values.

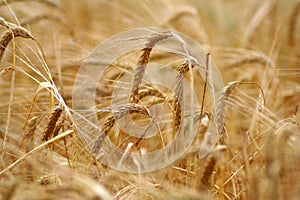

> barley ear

[
  {"left": 41, "top": 105, "right": 63, "bottom": 141},
  {"left": 0, "top": 18, "right": 35, "bottom": 60}
]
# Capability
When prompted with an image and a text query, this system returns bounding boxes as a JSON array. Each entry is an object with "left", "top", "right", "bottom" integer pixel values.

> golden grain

[
  {"left": 0, "top": 1, "right": 299, "bottom": 199},
  {"left": 0, "top": 20, "right": 35, "bottom": 60},
  {"left": 41, "top": 105, "right": 63, "bottom": 141},
  {"left": 130, "top": 32, "right": 171, "bottom": 102}
]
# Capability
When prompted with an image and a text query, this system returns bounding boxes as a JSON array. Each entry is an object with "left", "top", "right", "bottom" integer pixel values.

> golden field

[{"left": 0, "top": 0, "right": 299, "bottom": 199}]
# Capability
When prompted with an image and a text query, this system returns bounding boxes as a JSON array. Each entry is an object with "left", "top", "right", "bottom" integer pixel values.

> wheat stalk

[
  {"left": 197, "top": 154, "right": 216, "bottom": 190},
  {"left": 217, "top": 81, "right": 265, "bottom": 136},
  {"left": 92, "top": 103, "right": 151, "bottom": 154},
  {"left": 172, "top": 77, "right": 183, "bottom": 136},
  {"left": 171, "top": 61, "right": 198, "bottom": 136},
  {"left": 41, "top": 105, "right": 63, "bottom": 141},
  {"left": 0, "top": 17, "right": 35, "bottom": 60},
  {"left": 130, "top": 31, "right": 171, "bottom": 103},
  {"left": 225, "top": 55, "right": 274, "bottom": 68},
  {"left": 136, "top": 85, "right": 165, "bottom": 100},
  {"left": 130, "top": 48, "right": 152, "bottom": 103}
]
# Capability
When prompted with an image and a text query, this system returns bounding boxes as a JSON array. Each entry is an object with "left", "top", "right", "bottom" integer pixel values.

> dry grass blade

[
  {"left": 0, "top": 17, "right": 11, "bottom": 28},
  {"left": 1, "top": 68, "right": 15, "bottom": 158},
  {"left": 0, "top": 129, "right": 73, "bottom": 176},
  {"left": 200, "top": 53, "right": 209, "bottom": 116}
]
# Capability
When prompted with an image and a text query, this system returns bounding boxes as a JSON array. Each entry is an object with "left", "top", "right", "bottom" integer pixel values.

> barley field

[{"left": 0, "top": 0, "right": 299, "bottom": 199}]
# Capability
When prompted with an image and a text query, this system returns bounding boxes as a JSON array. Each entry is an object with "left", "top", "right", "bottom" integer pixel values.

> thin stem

[{"left": 201, "top": 53, "right": 210, "bottom": 117}]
